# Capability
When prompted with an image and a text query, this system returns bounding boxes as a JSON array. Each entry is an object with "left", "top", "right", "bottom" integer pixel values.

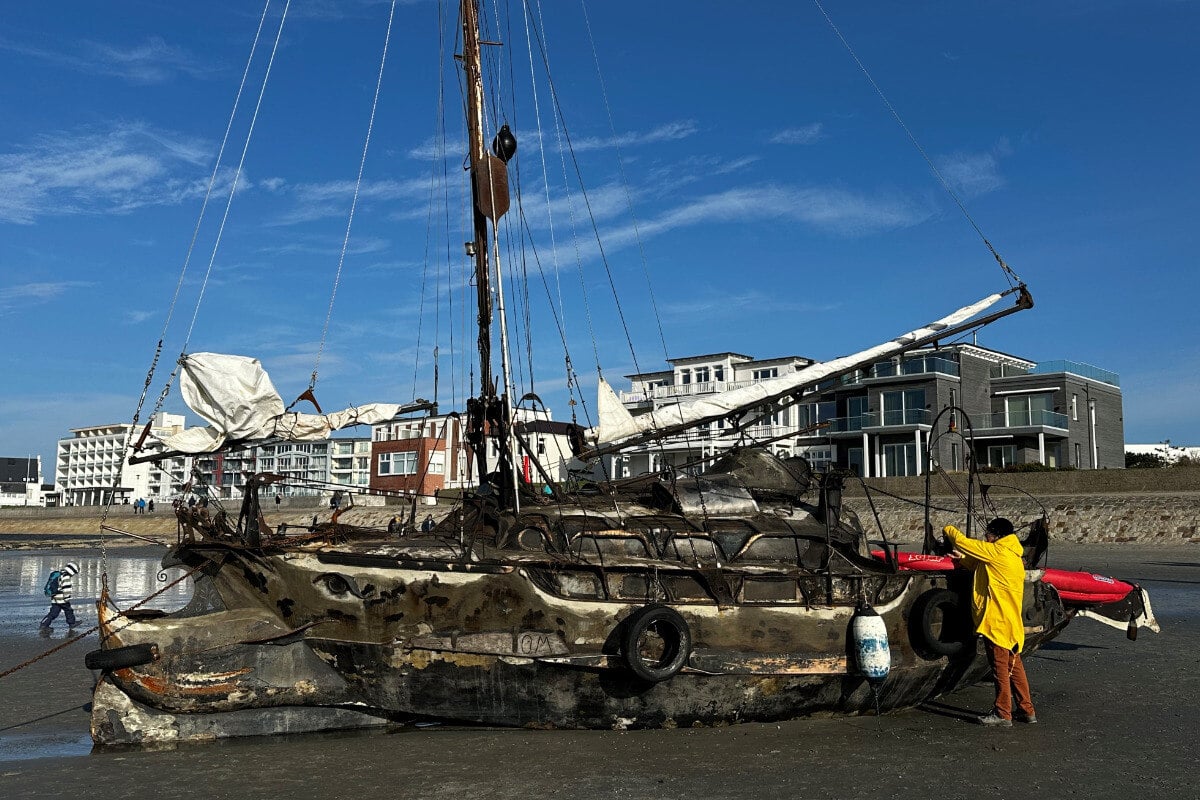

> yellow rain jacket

[{"left": 943, "top": 525, "right": 1026, "bottom": 653}]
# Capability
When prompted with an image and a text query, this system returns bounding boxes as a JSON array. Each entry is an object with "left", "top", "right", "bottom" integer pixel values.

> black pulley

[{"left": 491, "top": 124, "right": 517, "bottom": 162}]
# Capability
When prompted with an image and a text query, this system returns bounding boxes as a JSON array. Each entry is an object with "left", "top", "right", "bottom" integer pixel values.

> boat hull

[{"left": 88, "top": 542, "right": 1070, "bottom": 744}]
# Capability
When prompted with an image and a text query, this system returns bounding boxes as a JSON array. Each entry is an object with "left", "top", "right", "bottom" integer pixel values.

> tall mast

[
  {"left": 461, "top": 0, "right": 520, "bottom": 509},
  {"left": 462, "top": 0, "right": 492, "bottom": 398}
]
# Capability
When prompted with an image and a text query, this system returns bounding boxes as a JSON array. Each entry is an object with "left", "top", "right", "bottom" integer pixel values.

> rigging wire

[
  {"left": 95, "top": 0, "right": 278, "bottom": 583},
  {"left": 575, "top": 0, "right": 711, "bottom": 502},
  {"left": 183, "top": 1, "right": 292, "bottom": 348},
  {"left": 307, "top": 0, "right": 399, "bottom": 393},
  {"left": 812, "top": 0, "right": 1021, "bottom": 287}
]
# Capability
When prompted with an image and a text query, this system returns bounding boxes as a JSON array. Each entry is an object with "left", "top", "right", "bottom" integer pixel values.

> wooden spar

[{"left": 581, "top": 284, "right": 1034, "bottom": 460}]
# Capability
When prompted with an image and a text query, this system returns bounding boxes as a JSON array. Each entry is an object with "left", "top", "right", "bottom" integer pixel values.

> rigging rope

[
  {"left": 812, "top": 0, "right": 1022, "bottom": 288},
  {"left": 95, "top": 0, "right": 278, "bottom": 583},
  {"left": 308, "top": 0, "right": 399, "bottom": 393}
]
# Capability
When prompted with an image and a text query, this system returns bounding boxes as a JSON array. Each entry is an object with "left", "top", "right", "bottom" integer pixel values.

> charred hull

[{"left": 89, "top": 521, "right": 1072, "bottom": 744}]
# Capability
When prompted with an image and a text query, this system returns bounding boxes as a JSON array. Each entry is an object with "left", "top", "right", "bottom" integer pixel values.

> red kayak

[{"left": 872, "top": 550, "right": 1135, "bottom": 605}]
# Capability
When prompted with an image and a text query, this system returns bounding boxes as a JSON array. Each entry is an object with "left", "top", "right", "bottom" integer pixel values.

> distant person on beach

[
  {"left": 148, "top": 499, "right": 155, "bottom": 513},
  {"left": 943, "top": 517, "right": 1037, "bottom": 727},
  {"left": 39, "top": 561, "right": 81, "bottom": 633},
  {"left": 421, "top": 514, "right": 435, "bottom": 533},
  {"left": 388, "top": 516, "right": 400, "bottom": 535}
]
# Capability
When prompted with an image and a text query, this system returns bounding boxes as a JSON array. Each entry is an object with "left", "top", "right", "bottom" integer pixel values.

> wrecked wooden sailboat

[{"left": 86, "top": 1, "right": 1156, "bottom": 745}]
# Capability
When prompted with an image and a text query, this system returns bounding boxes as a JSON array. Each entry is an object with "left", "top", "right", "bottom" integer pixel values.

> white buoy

[{"left": 851, "top": 601, "right": 891, "bottom": 685}]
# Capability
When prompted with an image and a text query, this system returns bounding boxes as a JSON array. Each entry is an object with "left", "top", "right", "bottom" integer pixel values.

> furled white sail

[
  {"left": 158, "top": 353, "right": 403, "bottom": 454},
  {"left": 588, "top": 292, "right": 1007, "bottom": 450}
]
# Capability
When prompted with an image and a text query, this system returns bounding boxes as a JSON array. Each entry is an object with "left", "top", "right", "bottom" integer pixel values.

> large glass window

[
  {"left": 883, "top": 443, "right": 918, "bottom": 476},
  {"left": 752, "top": 368, "right": 778, "bottom": 381},
  {"left": 987, "top": 445, "right": 1017, "bottom": 468},
  {"left": 694, "top": 366, "right": 710, "bottom": 383},
  {"left": 847, "top": 396, "right": 870, "bottom": 431},
  {"left": 378, "top": 451, "right": 419, "bottom": 475},
  {"left": 797, "top": 401, "right": 835, "bottom": 430},
  {"left": 882, "top": 389, "right": 926, "bottom": 426},
  {"left": 1005, "top": 394, "right": 1053, "bottom": 426},
  {"left": 847, "top": 447, "right": 864, "bottom": 477}
]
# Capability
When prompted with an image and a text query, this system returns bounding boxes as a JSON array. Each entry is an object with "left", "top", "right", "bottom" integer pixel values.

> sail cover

[
  {"left": 158, "top": 353, "right": 403, "bottom": 454},
  {"left": 588, "top": 292, "right": 1007, "bottom": 450}
]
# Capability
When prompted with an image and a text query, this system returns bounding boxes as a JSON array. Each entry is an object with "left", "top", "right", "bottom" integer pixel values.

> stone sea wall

[
  {"left": 843, "top": 466, "right": 1200, "bottom": 545},
  {"left": 2, "top": 467, "right": 1197, "bottom": 545}
]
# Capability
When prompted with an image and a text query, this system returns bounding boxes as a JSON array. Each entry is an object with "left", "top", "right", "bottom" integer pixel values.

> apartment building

[
  {"left": 369, "top": 409, "right": 579, "bottom": 497},
  {"left": 615, "top": 346, "right": 1124, "bottom": 478},
  {"left": 55, "top": 413, "right": 192, "bottom": 506},
  {"left": 192, "top": 438, "right": 371, "bottom": 499}
]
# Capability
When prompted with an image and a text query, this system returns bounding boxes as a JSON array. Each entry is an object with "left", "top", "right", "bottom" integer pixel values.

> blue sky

[{"left": 1, "top": 0, "right": 1197, "bottom": 474}]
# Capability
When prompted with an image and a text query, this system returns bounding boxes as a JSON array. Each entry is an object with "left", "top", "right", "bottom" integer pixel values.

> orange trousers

[{"left": 985, "top": 639, "right": 1035, "bottom": 720}]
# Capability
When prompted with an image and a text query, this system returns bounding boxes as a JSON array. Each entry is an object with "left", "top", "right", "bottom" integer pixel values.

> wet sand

[{"left": 0, "top": 543, "right": 1195, "bottom": 799}]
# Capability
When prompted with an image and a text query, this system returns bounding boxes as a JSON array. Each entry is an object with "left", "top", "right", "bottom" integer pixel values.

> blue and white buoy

[{"left": 850, "top": 601, "right": 891, "bottom": 686}]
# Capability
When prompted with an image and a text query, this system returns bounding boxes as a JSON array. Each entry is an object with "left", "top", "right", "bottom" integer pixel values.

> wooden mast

[
  {"left": 462, "top": 0, "right": 492, "bottom": 400},
  {"left": 461, "top": 0, "right": 519, "bottom": 508}
]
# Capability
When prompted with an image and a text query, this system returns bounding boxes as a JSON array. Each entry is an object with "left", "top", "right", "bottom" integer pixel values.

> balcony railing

[
  {"left": 1031, "top": 360, "right": 1120, "bottom": 387},
  {"left": 869, "top": 355, "right": 960, "bottom": 380},
  {"left": 979, "top": 410, "right": 1069, "bottom": 430}
]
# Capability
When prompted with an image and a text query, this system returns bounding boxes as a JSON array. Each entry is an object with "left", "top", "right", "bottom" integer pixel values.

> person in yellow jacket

[{"left": 943, "top": 517, "right": 1037, "bottom": 727}]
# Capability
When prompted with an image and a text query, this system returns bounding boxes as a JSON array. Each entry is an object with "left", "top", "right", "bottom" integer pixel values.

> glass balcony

[
  {"left": 870, "top": 356, "right": 959, "bottom": 380},
  {"left": 1031, "top": 360, "right": 1120, "bottom": 387},
  {"left": 979, "top": 410, "right": 1069, "bottom": 430}
]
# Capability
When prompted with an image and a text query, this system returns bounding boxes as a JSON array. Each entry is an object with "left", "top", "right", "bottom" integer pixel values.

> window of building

[
  {"left": 883, "top": 443, "right": 918, "bottom": 476},
  {"left": 799, "top": 447, "right": 832, "bottom": 471},
  {"left": 427, "top": 452, "right": 445, "bottom": 475},
  {"left": 1074, "top": 443, "right": 1082, "bottom": 468},
  {"left": 694, "top": 366, "right": 710, "bottom": 383},
  {"left": 847, "top": 447, "right": 864, "bottom": 477},
  {"left": 987, "top": 445, "right": 1017, "bottom": 468},
  {"left": 752, "top": 367, "right": 778, "bottom": 381},
  {"left": 379, "top": 451, "right": 418, "bottom": 475},
  {"left": 679, "top": 368, "right": 691, "bottom": 385},
  {"left": 1071, "top": 394, "right": 1078, "bottom": 421},
  {"left": 848, "top": 396, "right": 870, "bottom": 431},
  {"left": 1005, "top": 394, "right": 1053, "bottom": 426},
  {"left": 714, "top": 365, "right": 724, "bottom": 382},
  {"left": 882, "top": 389, "right": 926, "bottom": 426}
]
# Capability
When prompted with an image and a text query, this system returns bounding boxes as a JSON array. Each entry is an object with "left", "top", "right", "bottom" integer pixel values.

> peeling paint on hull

[{"left": 89, "top": 537, "right": 1072, "bottom": 744}]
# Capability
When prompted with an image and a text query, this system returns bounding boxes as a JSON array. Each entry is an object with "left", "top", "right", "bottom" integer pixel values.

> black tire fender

[
  {"left": 84, "top": 643, "right": 158, "bottom": 672},
  {"left": 910, "top": 589, "right": 969, "bottom": 658},
  {"left": 620, "top": 604, "right": 691, "bottom": 682}
]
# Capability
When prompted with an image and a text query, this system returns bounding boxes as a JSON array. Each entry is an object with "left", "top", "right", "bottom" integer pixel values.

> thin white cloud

[
  {"left": 269, "top": 177, "right": 433, "bottom": 226},
  {"left": 601, "top": 184, "right": 929, "bottom": 247},
  {"left": 124, "top": 310, "right": 158, "bottom": 325},
  {"left": 0, "top": 123, "right": 215, "bottom": 224},
  {"left": 406, "top": 121, "right": 699, "bottom": 161},
  {"left": 936, "top": 139, "right": 1012, "bottom": 198},
  {"left": 769, "top": 123, "right": 824, "bottom": 146},
  {"left": 0, "top": 34, "right": 209, "bottom": 84},
  {"left": 569, "top": 121, "right": 699, "bottom": 153},
  {"left": 0, "top": 281, "right": 92, "bottom": 314}
]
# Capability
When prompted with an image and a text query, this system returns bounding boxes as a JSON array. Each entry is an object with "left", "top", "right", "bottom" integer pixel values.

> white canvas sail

[
  {"left": 588, "top": 292, "right": 1008, "bottom": 450},
  {"left": 158, "top": 353, "right": 404, "bottom": 453}
]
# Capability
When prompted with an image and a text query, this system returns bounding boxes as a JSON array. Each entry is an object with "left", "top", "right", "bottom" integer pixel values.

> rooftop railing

[{"left": 1031, "top": 360, "right": 1120, "bottom": 387}]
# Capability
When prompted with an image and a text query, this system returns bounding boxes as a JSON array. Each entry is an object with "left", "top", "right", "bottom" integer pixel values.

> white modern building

[
  {"left": 55, "top": 413, "right": 192, "bottom": 506},
  {"left": 191, "top": 437, "right": 373, "bottom": 499}
]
